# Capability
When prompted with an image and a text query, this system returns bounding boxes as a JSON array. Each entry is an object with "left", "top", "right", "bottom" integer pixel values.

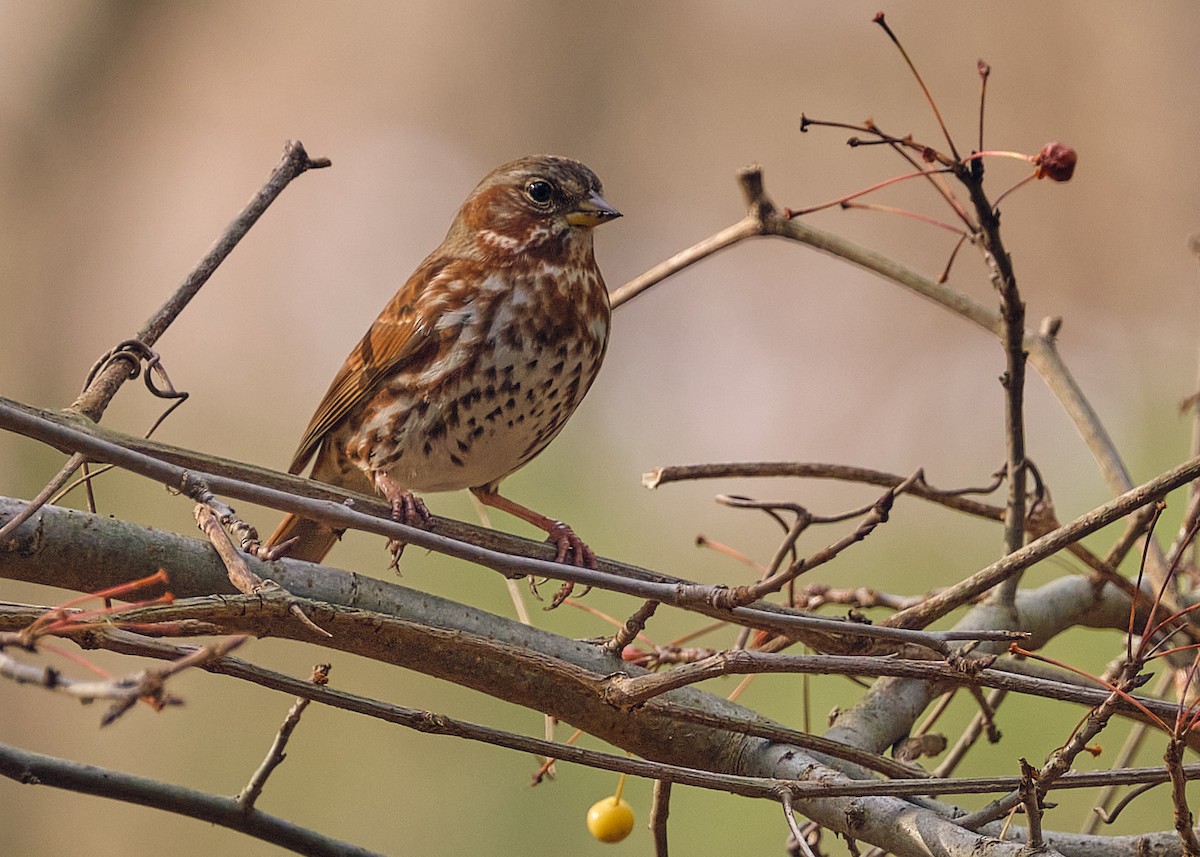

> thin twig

[
  {"left": 780, "top": 790, "right": 818, "bottom": 857},
  {"left": 597, "top": 648, "right": 1169, "bottom": 722},
  {"left": 872, "top": 13, "right": 960, "bottom": 160},
  {"left": 0, "top": 142, "right": 329, "bottom": 547},
  {"left": 977, "top": 59, "right": 991, "bottom": 152},
  {"left": 0, "top": 452, "right": 86, "bottom": 543},
  {"left": 1166, "top": 737, "right": 1200, "bottom": 855},
  {"left": 732, "top": 472, "right": 921, "bottom": 606},
  {"left": 951, "top": 148, "right": 1030, "bottom": 608},
  {"left": 1019, "top": 757, "right": 1045, "bottom": 849},
  {"left": 651, "top": 779, "right": 671, "bottom": 857},
  {"left": 1092, "top": 781, "right": 1164, "bottom": 825},
  {"left": 882, "top": 452, "right": 1200, "bottom": 630},
  {"left": 1083, "top": 668, "right": 1174, "bottom": 834},
  {"left": 603, "top": 600, "right": 660, "bottom": 655},
  {"left": 957, "top": 660, "right": 1150, "bottom": 830},
  {"left": 609, "top": 216, "right": 762, "bottom": 310},
  {"left": 69, "top": 141, "right": 329, "bottom": 422},
  {"left": 193, "top": 502, "right": 329, "bottom": 637},
  {"left": 238, "top": 663, "right": 331, "bottom": 810},
  {"left": 645, "top": 462, "right": 1004, "bottom": 520},
  {"left": 1, "top": 634, "right": 245, "bottom": 725},
  {"left": 609, "top": 164, "right": 776, "bottom": 310}
]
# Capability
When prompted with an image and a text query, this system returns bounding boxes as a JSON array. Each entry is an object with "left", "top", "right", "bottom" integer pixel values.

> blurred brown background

[{"left": 2, "top": 2, "right": 1198, "bottom": 855}]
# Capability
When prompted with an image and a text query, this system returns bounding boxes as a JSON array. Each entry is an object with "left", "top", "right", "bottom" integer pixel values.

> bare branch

[
  {"left": 651, "top": 780, "right": 671, "bottom": 857},
  {"left": 1166, "top": 738, "right": 1200, "bottom": 855},
  {"left": 193, "top": 501, "right": 329, "bottom": 637},
  {"left": 0, "top": 511, "right": 1190, "bottom": 849},
  {"left": 0, "top": 406, "right": 1020, "bottom": 652},
  {"left": 644, "top": 460, "right": 1006, "bottom": 520},
  {"left": 237, "top": 663, "right": 330, "bottom": 810},
  {"left": 1020, "top": 757, "right": 1046, "bottom": 850},
  {"left": 70, "top": 141, "right": 330, "bottom": 423},
  {"left": 884, "top": 453, "right": 1200, "bottom": 630},
  {"left": 781, "top": 789, "right": 819, "bottom": 857},
  {"left": 0, "top": 740, "right": 383, "bottom": 857},
  {"left": 602, "top": 600, "right": 659, "bottom": 655},
  {"left": 1, "top": 632, "right": 244, "bottom": 724}
]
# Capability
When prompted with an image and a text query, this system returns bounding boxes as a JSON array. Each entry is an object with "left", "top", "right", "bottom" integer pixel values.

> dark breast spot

[{"left": 502, "top": 323, "right": 524, "bottom": 348}]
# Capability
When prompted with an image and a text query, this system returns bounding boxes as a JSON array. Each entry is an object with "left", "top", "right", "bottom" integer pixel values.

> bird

[{"left": 267, "top": 155, "right": 620, "bottom": 591}]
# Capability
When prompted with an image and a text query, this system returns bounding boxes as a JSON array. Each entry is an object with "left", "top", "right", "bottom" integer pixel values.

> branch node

[{"left": 736, "top": 164, "right": 777, "bottom": 225}]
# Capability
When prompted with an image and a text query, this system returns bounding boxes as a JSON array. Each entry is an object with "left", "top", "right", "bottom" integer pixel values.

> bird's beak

[{"left": 566, "top": 190, "right": 621, "bottom": 228}]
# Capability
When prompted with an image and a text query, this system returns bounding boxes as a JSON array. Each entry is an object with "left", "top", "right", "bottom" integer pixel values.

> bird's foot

[
  {"left": 534, "top": 521, "right": 595, "bottom": 609},
  {"left": 386, "top": 491, "right": 433, "bottom": 570}
]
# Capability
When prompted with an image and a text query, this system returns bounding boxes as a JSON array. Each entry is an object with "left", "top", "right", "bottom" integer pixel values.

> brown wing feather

[{"left": 287, "top": 257, "right": 453, "bottom": 474}]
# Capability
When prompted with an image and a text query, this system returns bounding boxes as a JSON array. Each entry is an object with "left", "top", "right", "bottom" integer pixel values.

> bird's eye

[{"left": 525, "top": 179, "right": 553, "bottom": 205}]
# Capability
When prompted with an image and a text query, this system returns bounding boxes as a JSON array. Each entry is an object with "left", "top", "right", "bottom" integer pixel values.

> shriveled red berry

[{"left": 1034, "top": 142, "right": 1077, "bottom": 182}]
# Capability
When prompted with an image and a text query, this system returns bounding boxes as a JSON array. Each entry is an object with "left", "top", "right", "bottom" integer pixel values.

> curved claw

[
  {"left": 393, "top": 492, "right": 433, "bottom": 527},
  {"left": 542, "top": 522, "right": 596, "bottom": 610},
  {"left": 547, "top": 521, "right": 595, "bottom": 567},
  {"left": 386, "top": 491, "right": 434, "bottom": 570}
]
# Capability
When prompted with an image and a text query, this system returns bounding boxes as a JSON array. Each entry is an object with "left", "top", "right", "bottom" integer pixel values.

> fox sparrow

[{"left": 268, "top": 155, "right": 620, "bottom": 583}]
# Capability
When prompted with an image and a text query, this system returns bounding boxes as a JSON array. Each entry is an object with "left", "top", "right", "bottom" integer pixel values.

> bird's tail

[
  {"left": 266, "top": 440, "right": 373, "bottom": 563},
  {"left": 266, "top": 513, "right": 343, "bottom": 564}
]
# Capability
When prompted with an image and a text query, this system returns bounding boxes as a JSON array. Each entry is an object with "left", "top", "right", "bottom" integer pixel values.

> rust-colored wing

[{"left": 286, "top": 257, "right": 453, "bottom": 475}]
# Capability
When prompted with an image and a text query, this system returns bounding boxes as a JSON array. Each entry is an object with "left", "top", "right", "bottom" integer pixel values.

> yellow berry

[{"left": 586, "top": 795, "right": 635, "bottom": 843}]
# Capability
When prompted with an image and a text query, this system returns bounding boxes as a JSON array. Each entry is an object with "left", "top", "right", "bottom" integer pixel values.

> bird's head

[{"left": 448, "top": 155, "right": 620, "bottom": 261}]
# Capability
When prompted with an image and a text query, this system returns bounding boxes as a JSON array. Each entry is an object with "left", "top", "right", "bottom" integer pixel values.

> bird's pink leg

[{"left": 470, "top": 486, "right": 595, "bottom": 608}]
